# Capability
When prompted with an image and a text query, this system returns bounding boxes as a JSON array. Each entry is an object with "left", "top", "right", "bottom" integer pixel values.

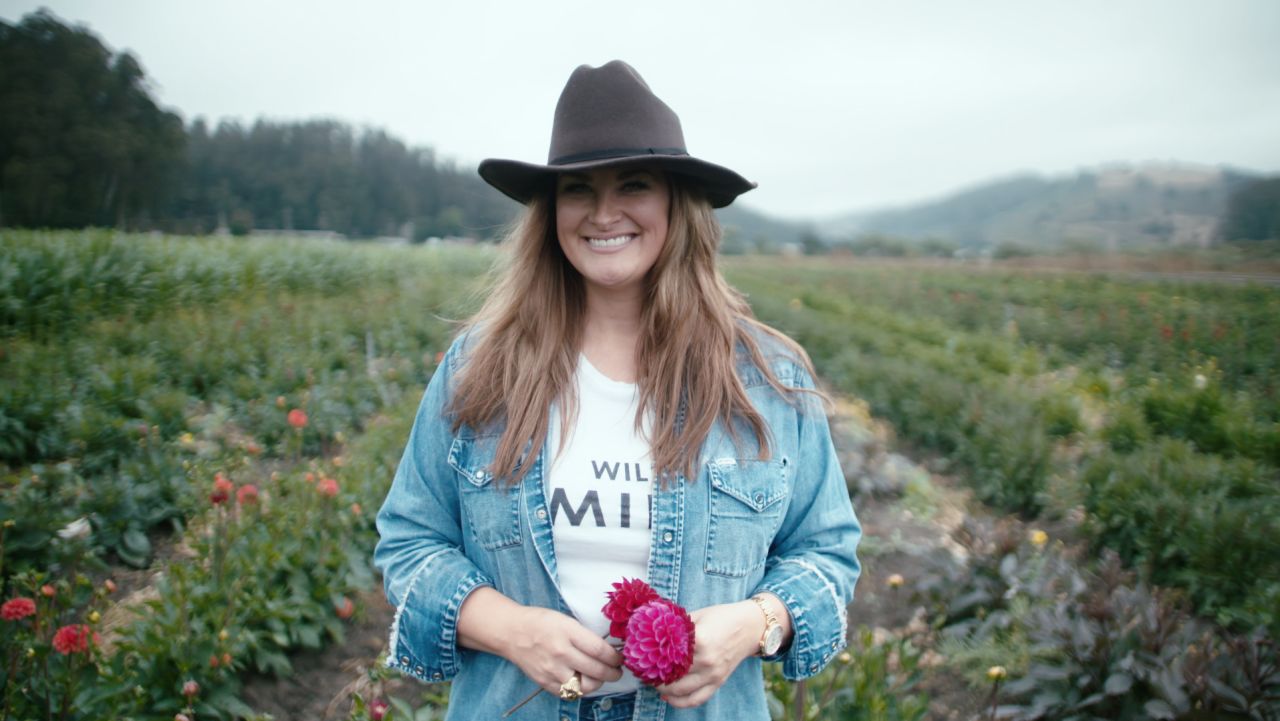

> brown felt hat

[{"left": 479, "top": 60, "right": 756, "bottom": 209}]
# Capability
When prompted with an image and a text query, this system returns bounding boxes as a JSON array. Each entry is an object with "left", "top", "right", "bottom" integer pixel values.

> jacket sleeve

[
  {"left": 374, "top": 337, "right": 494, "bottom": 683},
  {"left": 753, "top": 362, "right": 862, "bottom": 680}
]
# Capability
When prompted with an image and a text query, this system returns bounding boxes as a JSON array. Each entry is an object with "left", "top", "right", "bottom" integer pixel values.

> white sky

[{"left": 2, "top": 0, "right": 1278, "bottom": 219}]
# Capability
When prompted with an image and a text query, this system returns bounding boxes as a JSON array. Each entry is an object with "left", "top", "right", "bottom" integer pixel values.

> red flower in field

[
  {"left": 317, "top": 477, "right": 339, "bottom": 498},
  {"left": 221, "top": 652, "right": 232, "bottom": 667},
  {"left": 622, "top": 599, "right": 696, "bottom": 686},
  {"left": 305, "top": 472, "right": 316, "bottom": 483},
  {"left": 335, "top": 597, "right": 355, "bottom": 619},
  {"left": 350, "top": 503, "right": 362, "bottom": 516},
  {"left": 208, "top": 654, "right": 220, "bottom": 668},
  {"left": 40, "top": 584, "right": 55, "bottom": 598},
  {"left": 51, "top": 624, "right": 98, "bottom": 654},
  {"left": 370, "top": 699, "right": 390, "bottom": 721},
  {"left": 602, "top": 578, "right": 660, "bottom": 641},
  {"left": 182, "top": 679, "right": 200, "bottom": 698},
  {"left": 1, "top": 597, "right": 36, "bottom": 621},
  {"left": 210, "top": 474, "right": 235, "bottom": 505},
  {"left": 287, "top": 408, "right": 308, "bottom": 429},
  {"left": 1160, "top": 325, "right": 1174, "bottom": 341},
  {"left": 236, "top": 484, "right": 259, "bottom": 505}
]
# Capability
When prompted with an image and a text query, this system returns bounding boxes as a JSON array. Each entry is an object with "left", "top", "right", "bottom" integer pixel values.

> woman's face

[{"left": 555, "top": 165, "right": 670, "bottom": 298}]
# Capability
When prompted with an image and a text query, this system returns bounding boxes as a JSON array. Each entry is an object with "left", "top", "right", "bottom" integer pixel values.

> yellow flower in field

[
  {"left": 88, "top": 610, "right": 101, "bottom": 624},
  {"left": 987, "top": 665, "right": 1007, "bottom": 681},
  {"left": 180, "top": 432, "right": 195, "bottom": 446},
  {"left": 886, "top": 573, "right": 905, "bottom": 589},
  {"left": 219, "top": 629, "right": 229, "bottom": 641},
  {"left": 332, "top": 456, "right": 345, "bottom": 468},
  {"left": 838, "top": 652, "right": 852, "bottom": 664},
  {"left": 1029, "top": 529, "right": 1048, "bottom": 548},
  {"left": 26, "top": 647, "right": 36, "bottom": 658}
]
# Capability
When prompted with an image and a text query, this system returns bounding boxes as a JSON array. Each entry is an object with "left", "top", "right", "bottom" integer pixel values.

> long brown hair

[{"left": 448, "top": 177, "right": 816, "bottom": 486}]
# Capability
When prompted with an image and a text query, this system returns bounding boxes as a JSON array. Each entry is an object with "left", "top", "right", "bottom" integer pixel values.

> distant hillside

[
  {"left": 824, "top": 163, "right": 1259, "bottom": 252},
  {"left": 716, "top": 203, "right": 814, "bottom": 253}
]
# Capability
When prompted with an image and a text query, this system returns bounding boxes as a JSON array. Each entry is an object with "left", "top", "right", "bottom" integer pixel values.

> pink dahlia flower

[
  {"left": 602, "top": 577, "right": 660, "bottom": 641},
  {"left": 52, "top": 624, "right": 98, "bottom": 654},
  {"left": 1, "top": 597, "right": 36, "bottom": 621},
  {"left": 622, "top": 598, "right": 696, "bottom": 685}
]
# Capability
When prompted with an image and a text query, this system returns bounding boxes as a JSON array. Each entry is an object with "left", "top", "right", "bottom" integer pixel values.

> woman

[{"left": 374, "top": 60, "right": 860, "bottom": 721}]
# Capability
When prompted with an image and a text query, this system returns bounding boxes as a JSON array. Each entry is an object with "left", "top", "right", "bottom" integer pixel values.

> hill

[{"left": 823, "top": 163, "right": 1260, "bottom": 252}]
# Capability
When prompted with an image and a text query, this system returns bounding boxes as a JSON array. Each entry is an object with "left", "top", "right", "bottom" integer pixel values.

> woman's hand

[
  {"left": 504, "top": 606, "right": 624, "bottom": 695},
  {"left": 655, "top": 600, "right": 766, "bottom": 709},
  {"left": 457, "top": 587, "right": 622, "bottom": 696}
]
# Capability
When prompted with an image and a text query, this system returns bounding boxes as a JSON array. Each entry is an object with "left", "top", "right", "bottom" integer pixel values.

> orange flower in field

[
  {"left": 52, "top": 624, "right": 98, "bottom": 654},
  {"left": 40, "top": 585, "right": 55, "bottom": 598},
  {"left": 305, "top": 472, "right": 316, "bottom": 483},
  {"left": 335, "top": 597, "right": 355, "bottom": 619},
  {"left": 221, "top": 652, "right": 232, "bottom": 667},
  {"left": 104, "top": 579, "right": 117, "bottom": 594},
  {"left": 350, "top": 503, "right": 362, "bottom": 516},
  {"left": 209, "top": 654, "right": 220, "bottom": 668},
  {"left": 210, "top": 475, "right": 234, "bottom": 505},
  {"left": 287, "top": 409, "right": 308, "bottom": 429},
  {"left": 317, "top": 478, "right": 339, "bottom": 498},
  {"left": 237, "top": 484, "right": 259, "bottom": 505}
]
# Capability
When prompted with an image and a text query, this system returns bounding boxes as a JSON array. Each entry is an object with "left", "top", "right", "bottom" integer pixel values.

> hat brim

[{"left": 478, "top": 154, "right": 756, "bottom": 209}]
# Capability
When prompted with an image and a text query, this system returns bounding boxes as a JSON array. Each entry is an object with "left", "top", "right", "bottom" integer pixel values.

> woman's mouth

[{"left": 586, "top": 234, "right": 636, "bottom": 249}]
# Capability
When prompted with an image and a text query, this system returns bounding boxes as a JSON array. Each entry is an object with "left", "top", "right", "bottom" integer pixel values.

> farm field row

[{"left": 2, "top": 234, "right": 1276, "bottom": 718}]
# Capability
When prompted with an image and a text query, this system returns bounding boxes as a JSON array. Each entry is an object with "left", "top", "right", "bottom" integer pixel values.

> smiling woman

[
  {"left": 555, "top": 166, "right": 670, "bottom": 300},
  {"left": 374, "top": 60, "right": 861, "bottom": 721}
]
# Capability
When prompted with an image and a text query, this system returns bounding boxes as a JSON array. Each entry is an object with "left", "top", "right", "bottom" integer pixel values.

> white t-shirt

[{"left": 546, "top": 355, "right": 653, "bottom": 696}]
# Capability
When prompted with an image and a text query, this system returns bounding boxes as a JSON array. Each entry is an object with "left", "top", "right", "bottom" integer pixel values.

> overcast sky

[{"left": 3, "top": 1, "right": 1278, "bottom": 219}]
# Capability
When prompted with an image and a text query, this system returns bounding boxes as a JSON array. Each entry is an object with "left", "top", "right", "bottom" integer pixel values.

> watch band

[{"left": 750, "top": 594, "right": 781, "bottom": 656}]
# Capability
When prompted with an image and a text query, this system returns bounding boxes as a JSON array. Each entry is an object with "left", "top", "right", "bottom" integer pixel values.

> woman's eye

[
  {"left": 559, "top": 182, "right": 590, "bottom": 195},
  {"left": 621, "top": 180, "right": 650, "bottom": 192}
]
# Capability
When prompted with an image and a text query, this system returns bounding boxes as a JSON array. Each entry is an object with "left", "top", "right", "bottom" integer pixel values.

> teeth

[{"left": 587, "top": 234, "right": 634, "bottom": 248}]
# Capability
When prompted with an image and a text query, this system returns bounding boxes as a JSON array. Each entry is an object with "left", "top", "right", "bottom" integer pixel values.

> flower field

[{"left": 2, "top": 233, "right": 1277, "bottom": 719}]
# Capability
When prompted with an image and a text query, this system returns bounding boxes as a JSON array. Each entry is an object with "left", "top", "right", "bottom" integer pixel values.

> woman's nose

[{"left": 590, "top": 191, "right": 622, "bottom": 226}]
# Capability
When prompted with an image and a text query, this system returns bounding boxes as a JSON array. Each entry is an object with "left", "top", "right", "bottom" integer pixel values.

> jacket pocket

[
  {"left": 704, "top": 456, "right": 789, "bottom": 577},
  {"left": 448, "top": 435, "right": 523, "bottom": 550}
]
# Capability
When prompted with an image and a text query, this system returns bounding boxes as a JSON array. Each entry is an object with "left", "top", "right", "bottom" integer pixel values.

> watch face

[{"left": 763, "top": 624, "right": 784, "bottom": 655}]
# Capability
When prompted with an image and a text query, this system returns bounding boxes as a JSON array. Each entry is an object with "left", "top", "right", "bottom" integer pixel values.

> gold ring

[{"left": 558, "top": 671, "right": 582, "bottom": 701}]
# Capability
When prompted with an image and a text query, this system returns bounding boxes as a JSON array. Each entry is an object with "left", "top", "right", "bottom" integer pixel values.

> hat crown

[{"left": 547, "top": 60, "right": 687, "bottom": 165}]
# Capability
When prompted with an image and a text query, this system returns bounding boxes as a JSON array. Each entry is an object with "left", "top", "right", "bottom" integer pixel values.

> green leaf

[
  {"left": 1143, "top": 699, "right": 1176, "bottom": 720},
  {"left": 1103, "top": 672, "right": 1132, "bottom": 696}
]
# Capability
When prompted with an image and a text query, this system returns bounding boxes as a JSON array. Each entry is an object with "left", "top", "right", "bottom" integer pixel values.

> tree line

[
  {"left": 0, "top": 10, "right": 515, "bottom": 239},
  {"left": 1, "top": 9, "right": 1275, "bottom": 245}
]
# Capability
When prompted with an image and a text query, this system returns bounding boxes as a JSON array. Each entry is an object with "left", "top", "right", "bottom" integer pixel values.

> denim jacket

[{"left": 374, "top": 331, "right": 861, "bottom": 721}]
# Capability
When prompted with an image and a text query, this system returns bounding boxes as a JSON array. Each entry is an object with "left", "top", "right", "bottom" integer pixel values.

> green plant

[{"left": 765, "top": 627, "right": 928, "bottom": 721}]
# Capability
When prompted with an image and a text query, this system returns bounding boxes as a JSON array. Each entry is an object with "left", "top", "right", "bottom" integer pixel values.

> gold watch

[{"left": 750, "top": 594, "right": 784, "bottom": 656}]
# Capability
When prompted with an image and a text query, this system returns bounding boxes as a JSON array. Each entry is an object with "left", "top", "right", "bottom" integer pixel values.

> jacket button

[
  {"left": 536, "top": 508, "right": 547, "bottom": 519},
  {"left": 400, "top": 655, "right": 410, "bottom": 665},
  {"left": 662, "top": 531, "right": 674, "bottom": 543},
  {"left": 473, "top": 469, "right": 485, "bottom": 481},
  {"left": 754, "top": 492, "right": 765, "bottom": 504},
  {"left": 599, "top": 697, "right": 613, "bottom": 711},
  {"left": 432, "top": 671, "right": 443, "bottom": 680},
  {"left": 415, "top": 665, "right": 425, "bottom": 675},
  {"left": 809, "top": 663, "right": 820, "bottom": 674}
]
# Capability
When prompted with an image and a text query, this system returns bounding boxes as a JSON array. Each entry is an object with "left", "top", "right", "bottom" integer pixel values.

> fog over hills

[{"left": 810, "top": 162, "right": 1261, "bottom": 252}]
